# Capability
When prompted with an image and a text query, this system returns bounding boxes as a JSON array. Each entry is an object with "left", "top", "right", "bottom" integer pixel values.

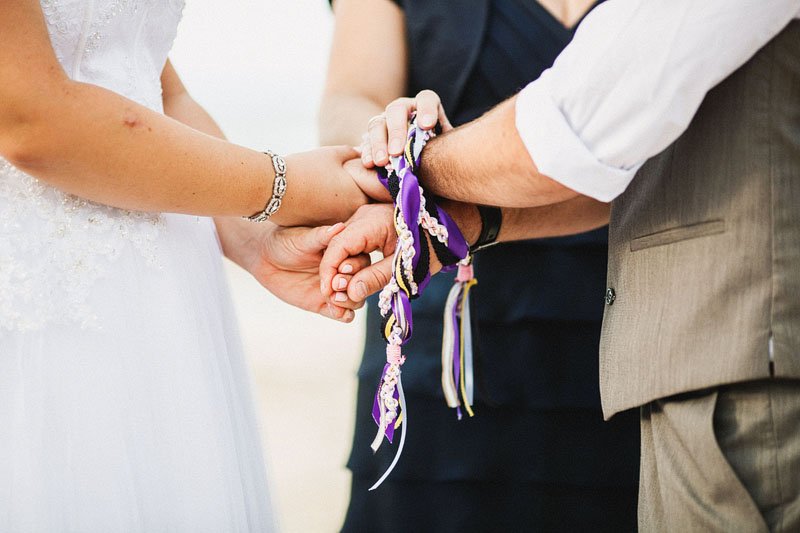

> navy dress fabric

[{"left": 341, "top": 2, "right": 640, "bottom": 531}]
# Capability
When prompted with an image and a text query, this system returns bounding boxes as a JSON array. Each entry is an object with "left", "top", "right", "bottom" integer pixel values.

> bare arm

[
  {"left": 0, "top": 0, "right": 367, "bottom": 227},
  {"left": 417, "top": 97, "right": 577, "bottom": 208},
  {"left": 358, "top": 89, "right": 579, "bottom": 207},
  {"left": 159, "top": 59, "right": 258, "bottom": 269},
  {"left": 161, "top": 60, "right": 227, "bottom": 140},
  {"left": 159, "top": 60, "right": 366, "bottom": 321},
  {"left": 319, "top": 0, "right": 407, "bottom": 148}
]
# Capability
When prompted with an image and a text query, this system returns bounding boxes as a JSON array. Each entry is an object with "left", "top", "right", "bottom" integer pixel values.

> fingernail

[
  {"left": 375, "top": 150, "right": 387, "bottom": 162},
  {"left": 362, "top": 152, "right": 371, "bottom": 164},
  {"left": 422, "top": 114, "right": 436, "bottom": 127},
  {"left": 354, "top": 281, "right": 367, "bottom": 300},
  {"left": 340, "top": 263, "right": 353, "bottom": 274},
  {"left": 388, "top": 139, "right": 403, "bottom": 154},
  {"left": 343, "top": 310, "right": 355, "bottom": 322},
  {"left": 334, "top": 292, "right": 348, "bottom": 302},
  {"left": 326, "top": 222, "right": 343, "bottom": 232},
  {"left": 336, "top": 278, "right": 347, "bottom": 290}
]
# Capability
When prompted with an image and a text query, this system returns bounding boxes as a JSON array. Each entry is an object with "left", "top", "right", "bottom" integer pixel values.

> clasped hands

[{"left": 246, "top": 91, "right": 454, "bottom": 322}]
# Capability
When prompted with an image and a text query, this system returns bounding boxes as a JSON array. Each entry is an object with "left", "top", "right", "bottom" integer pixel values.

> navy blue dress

[{"left": 341, "top": 2, "right": 639, "bottom": 531}]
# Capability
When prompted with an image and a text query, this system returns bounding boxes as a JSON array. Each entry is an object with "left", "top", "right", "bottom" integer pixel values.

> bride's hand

[
  {"left": 344, "top": 158, "right": 392, "bottom": 203},
  {"left": 271, "top": 146, "right": 369, "bottom": 227},
  {"left": 359, "top": 90, "right": 453, "bottom": 169},
  {"left": 255, "top": 223, "right": 372, "bottom": 322},
  {"left": 218, "top": 219, "right": 369, "bottom": 322}
]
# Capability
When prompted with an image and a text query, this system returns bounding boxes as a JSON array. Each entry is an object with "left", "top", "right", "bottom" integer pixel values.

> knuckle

[
  {"left": 369, "top": 126, "right": 386, "bottom": 140},
  {"left": 385, "top": 102, "right": 405, "bottom": 114},
  {"left": 388, "top": 127, "right": 406, "bottom": 138},
  {"left": 371, "top": 267, "right": 390, "bottom": 287}
]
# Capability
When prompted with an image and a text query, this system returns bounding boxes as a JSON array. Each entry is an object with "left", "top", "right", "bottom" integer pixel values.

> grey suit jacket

[{"left": 600, "top": 21, "right": 800, "bottom": 418}]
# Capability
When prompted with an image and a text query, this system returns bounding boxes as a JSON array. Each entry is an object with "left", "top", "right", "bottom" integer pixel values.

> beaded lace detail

[
  {"left": 0, "top": 1, "right": 184, "bottom": 332},
  {"left": 0, "top": 161, "right": 164, "bottom": 332}
]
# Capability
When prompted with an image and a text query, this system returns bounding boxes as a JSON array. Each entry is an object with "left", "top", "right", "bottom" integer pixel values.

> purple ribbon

[{"left": 372, "top": 121, "right": 471, "bottom": 444}]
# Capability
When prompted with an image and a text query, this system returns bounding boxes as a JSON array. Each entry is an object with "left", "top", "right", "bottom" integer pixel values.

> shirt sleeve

[{"left": 515, "top": 0, "right": 800, "bottom": 202}]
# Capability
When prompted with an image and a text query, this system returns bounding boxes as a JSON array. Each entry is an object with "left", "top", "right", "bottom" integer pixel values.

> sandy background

[{"left": 171, "top": 2, "right": 365, "bottom": 531}]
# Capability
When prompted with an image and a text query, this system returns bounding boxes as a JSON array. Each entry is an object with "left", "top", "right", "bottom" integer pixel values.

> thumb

[
  {"left": 333, "top": 144, "right": 360, "bottom": 162},
  {"left": 347, "top": 255, "right": 393, "bottom": 303},
  {"left": 302, "top": 222, "right": 345, "bottom": 252}
]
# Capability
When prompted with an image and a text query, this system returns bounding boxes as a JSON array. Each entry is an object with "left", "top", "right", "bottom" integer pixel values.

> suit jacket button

[{"left": 605, "top": 287, "right": 616, "bottom": 306}]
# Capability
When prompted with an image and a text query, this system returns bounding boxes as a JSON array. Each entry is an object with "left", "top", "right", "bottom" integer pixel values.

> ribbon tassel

[{"left": 441, "top": 261, "right": 477, "bottom": 419}]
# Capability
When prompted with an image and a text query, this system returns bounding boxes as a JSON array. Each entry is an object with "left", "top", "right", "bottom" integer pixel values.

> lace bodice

[
  {"left": 0, "top": 1, "right": 186, "bottom": 332},
  {"left": 41, "top": 0, "right": 185, "bottom": 110}
]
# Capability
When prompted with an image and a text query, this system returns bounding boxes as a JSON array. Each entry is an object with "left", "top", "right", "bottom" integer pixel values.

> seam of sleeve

[{"left": 514, "top": 76, "right": 640, "bottom": 203}]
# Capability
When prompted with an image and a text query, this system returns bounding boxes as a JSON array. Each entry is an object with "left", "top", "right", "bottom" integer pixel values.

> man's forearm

[
  {"left": 439, "top": 197, "right": 609, "bottom": 251},
  {"left": 321, "top": 193, "right": 609, "bottom": 303},
  {"left": 419, "top": 97, "right": 578, "bottom": 208}
]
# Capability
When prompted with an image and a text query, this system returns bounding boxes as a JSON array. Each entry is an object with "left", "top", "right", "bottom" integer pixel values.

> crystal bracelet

[{"left": 246, "top": 150, "right": 287, "bottom": 222}]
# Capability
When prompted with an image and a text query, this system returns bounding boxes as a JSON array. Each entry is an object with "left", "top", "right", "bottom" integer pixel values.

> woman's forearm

[
  {"left": 319, "top": 92, "right": 384, "bottom": 146},
  {"left": 5, "top": 79, "right": 366, "bottom": 226},
  {"left": 319, "top": 0, "right": 407, "bottom": 146},
  {"left": 7, "top": 79, "right": 269, "bottom": 217},
  {"left": 159, "top": 69, "right": 264, "bottom": 270}
]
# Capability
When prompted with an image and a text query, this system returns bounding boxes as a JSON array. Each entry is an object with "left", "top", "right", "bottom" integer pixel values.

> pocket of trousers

[{"left": 630, "top": 220, "right": 725, "bottom": 252}]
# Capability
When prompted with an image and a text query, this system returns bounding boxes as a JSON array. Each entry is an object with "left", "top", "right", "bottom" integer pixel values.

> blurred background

[{"left": 170, "top": 2, "right": 363, "bottom": 531}]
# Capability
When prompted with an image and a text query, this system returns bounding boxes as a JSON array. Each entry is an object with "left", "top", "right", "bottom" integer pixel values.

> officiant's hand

[
  {"left": 360, "top": 90, "right": 453, "bottom": 169},
  {"left": 217, "top": 218, "right": 370, "bottom": 322}
]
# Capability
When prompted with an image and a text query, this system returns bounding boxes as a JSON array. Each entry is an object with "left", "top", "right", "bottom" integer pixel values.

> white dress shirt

[{"left": 515, "top": 0, "right": 800, "bottom": 202}]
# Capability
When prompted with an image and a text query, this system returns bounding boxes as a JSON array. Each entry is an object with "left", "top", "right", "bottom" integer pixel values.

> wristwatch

[{"left": 469, "top": 205, "right": 502, "bottom": 254}]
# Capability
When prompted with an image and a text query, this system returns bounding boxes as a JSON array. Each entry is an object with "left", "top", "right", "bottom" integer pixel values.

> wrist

[
  {"left": 245, "top": 150, "right": 286, "bottom": 223},
  {"left": 215, "top": 216, "right": 273, "bottom": 272},
  {"left": 438, "top": 199, "right": 481, "bottom": 246},
  {"left": 422, "top": 200, "right": 480, "bottom": 277}
]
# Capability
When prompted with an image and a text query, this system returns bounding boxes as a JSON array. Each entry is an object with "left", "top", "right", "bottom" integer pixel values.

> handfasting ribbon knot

[{"left": 369, "top": 117, "right": 474, "bottom": 491}]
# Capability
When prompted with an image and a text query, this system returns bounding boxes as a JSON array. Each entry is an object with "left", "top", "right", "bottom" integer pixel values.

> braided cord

[{"left": 369, "top": 117, "right": 473, "bottom": 490}]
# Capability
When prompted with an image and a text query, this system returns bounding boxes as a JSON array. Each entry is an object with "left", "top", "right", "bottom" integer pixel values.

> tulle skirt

[{"left": 0, "top": 208, "right": 274, "bottom": 532}]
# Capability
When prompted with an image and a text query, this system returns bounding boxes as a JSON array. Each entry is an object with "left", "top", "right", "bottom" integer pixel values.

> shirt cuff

[{"left": 514, "top": 74, "right": 639, "bottom": 203}]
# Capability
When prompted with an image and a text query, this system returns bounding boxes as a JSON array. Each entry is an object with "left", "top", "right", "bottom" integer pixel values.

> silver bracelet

[{"left": 246, "top": 150, "right": 287, "bottom": 222}]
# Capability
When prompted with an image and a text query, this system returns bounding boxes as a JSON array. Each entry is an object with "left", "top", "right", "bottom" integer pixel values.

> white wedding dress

[{"left": 0, "top": 2, "right": 275, "bottom": 531}]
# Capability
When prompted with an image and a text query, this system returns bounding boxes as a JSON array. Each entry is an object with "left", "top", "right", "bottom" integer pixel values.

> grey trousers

[{"left": 639, "top": 380, "right": 800, "bottom": 532}]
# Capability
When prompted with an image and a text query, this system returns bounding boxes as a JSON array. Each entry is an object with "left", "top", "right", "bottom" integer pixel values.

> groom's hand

[
  {"left": 248, "top": 222, "right": 370, "bottom": 322},
  {"left": 319, "top": 204, "right": 396, "bottom": 307},
  {"left": 320, "top": 203, "right": 447, "bottom": 306},
  {"left": 320, "top": 199, "right": 482, "bottom": 306}
]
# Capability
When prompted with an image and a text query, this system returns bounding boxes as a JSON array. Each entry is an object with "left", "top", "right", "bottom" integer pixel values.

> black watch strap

[{"left": 469, "top": 205, "right": 502, "bottom": 254}]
